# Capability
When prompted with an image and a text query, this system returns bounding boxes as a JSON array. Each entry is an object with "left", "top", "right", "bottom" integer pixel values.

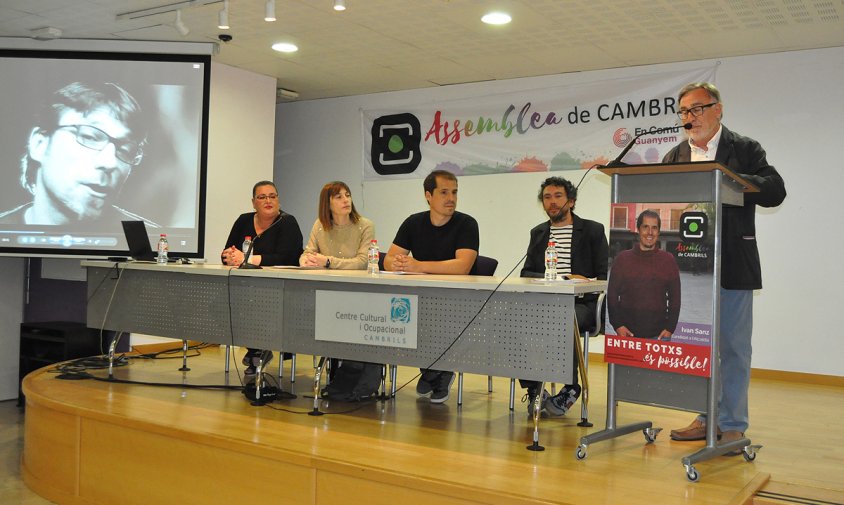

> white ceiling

[{"left": 1, "top": 0, "right": 843, "bottom": 101}]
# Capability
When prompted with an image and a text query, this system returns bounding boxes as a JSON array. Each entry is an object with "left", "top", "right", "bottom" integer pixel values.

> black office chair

[
  {"left": 455, "top": 255, "right": 498, "bottom": 405},
  {"left": 474, "top": 255, "right": 498, "bottom": 276}
]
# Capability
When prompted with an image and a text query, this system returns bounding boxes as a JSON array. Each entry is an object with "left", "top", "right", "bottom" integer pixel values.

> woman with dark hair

[
  {"left": 299, "top": 181, "right": 374, "bottom": 269},
  {"left": 300, "top": 181, "right": 380, "bottom": 401}
]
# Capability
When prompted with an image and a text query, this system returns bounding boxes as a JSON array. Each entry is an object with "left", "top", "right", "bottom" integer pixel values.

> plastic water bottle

[
  {"left": 242, "top": 235, "right": 252, "bottom": 263},
  {"left": 156, "top": 234, "right": 169, "bottom": 264},
  {"left": 367, "top": 239, "right": 379, "bottom": 275},
  {"left": 544, "top": 240, "right": 557, "bottom": 281}
]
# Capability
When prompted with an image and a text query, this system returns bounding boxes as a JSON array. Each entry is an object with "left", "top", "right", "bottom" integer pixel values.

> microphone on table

[
  {"left": 605, "top": 123, "right": 692, "bottom": 168},
  {"left": 239, "top": 212, "right": 286, "bottom": 270}
]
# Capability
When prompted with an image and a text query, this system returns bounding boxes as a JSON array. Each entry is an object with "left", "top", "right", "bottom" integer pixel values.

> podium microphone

[
  {"left": 239, "top": 212, "right": 286, "bottom": 270},
  {"left": 606, "top": 123, "right": 692, "bottom": 168}
]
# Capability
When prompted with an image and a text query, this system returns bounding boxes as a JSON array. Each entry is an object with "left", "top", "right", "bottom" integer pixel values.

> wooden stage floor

[{"left": 21, "top": 345, "right": 844, "bottom": 505}]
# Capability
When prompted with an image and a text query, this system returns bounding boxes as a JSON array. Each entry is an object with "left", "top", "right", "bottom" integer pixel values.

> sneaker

[
  {"left": 430, "top": 372, "right": 455, "bottom": 404},
  {"left": 545, "top": 384, "right": 581, "bottom": 416},
  {"left": 522, "top": 388, "right": 550, "bottom": 417},
  {"left": 416, "top": 371, "right": 438, "bottom": 397}
]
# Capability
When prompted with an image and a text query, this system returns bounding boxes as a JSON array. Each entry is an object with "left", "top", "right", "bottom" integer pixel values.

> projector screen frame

[{"left": 0, "top": 47, "right": 210, "bottom": 260}]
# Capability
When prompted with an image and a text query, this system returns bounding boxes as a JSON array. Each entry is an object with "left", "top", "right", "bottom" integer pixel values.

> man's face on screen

[{"left": 28, "top": 107, "right": 136, "bottom": 223}]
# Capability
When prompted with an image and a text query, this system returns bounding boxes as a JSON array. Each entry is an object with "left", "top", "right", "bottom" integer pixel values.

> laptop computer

[{"left": 121, "top": 220, "right": 159, "bottom": 262}]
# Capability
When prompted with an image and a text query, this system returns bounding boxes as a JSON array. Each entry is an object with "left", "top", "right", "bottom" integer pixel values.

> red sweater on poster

[{"left": 607, "top": 245, "right": 681, "bottom": 340}]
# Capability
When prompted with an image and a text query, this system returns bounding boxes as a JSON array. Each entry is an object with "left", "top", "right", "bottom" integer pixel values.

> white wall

[
  {"left": 276, "top": 46, "right": 844, "bottom": 377},
  {"left": 204, "top": 62, "right": 277, "bottom": 261}
]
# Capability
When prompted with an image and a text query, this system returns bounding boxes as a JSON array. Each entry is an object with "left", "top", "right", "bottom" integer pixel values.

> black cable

[
  {"left": 576, "top": 164, "right": 601, "bottom": 191},
  {"left": 89, "top": 376, "right": 244, "bottom": 390},
  {"left": 86, "top": 262, "right": 120, "bottom": 304},
  {"left": 91, "top": 263, "right": 124, "bottom": 356},
  {"left": 129, "top": 342, "right": 214, "bottom": 360},
  {"left": 263, "top": 396, "right": 380, "bottom": 415},
  {"left": 224, "top": 265, "right": 250, "bottom": 387},
  {"left": 50, "top": 355, "right": 129, "bottom": 375}
]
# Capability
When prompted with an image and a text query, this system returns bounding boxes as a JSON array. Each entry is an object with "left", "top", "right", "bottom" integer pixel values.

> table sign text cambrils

[{"left": 315, "top": 290, "right": 418, "bottom": 349}]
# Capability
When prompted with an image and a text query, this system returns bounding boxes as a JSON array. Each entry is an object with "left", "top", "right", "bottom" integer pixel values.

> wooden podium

[{"left": 577, "top": 162, "right": 761, "bottom": 482}]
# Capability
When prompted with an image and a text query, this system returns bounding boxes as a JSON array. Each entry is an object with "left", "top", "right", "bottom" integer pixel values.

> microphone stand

[{"left": 239, "top": 237, "right": 261, "bottom": 270}]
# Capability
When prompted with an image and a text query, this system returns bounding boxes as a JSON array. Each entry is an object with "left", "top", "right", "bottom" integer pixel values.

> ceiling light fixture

[
  {"left": 218, "top": 0, "right": 230, "bottom": 29},
  {"left": 272, "top": 42, "right": 298, "bottom": 53},
  {"left": 277, "top": 88, "right": 299, "bottom": 100},
  {"left": 265, "top": 0, "right": 276, "bottom": 22},
  {"left": 334, "top": 0, "right": 346, "bottom": 12},
  {"left": 116, "top": 1, "right": 219, "bottom": 22},
  {"left": 30, "top": 26, "right": 63, "bottom": 41},
  {"left": 174, "top": 9, "right": 190, "bottom": 36},
  {"left": 481, "top": 12, "right": 511, "bottom": 25}
]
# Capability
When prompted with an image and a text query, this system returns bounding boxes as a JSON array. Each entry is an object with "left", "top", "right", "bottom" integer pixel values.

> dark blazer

[
  {"left": 521, "top": 213, "right": 609, "bottom": 302},
  {"left": 662, "top": 125, "right": 786, "bottom": 289}
]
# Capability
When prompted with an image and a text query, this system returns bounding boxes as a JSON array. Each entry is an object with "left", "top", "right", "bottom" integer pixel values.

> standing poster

[{"left": 604, "top": 203, "right": 715, "bottom": 377}]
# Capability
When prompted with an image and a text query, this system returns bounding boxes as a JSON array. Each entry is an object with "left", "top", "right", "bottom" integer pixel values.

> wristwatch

[{"left": 325, "top": 258, "right": 331, "bottom": 269}]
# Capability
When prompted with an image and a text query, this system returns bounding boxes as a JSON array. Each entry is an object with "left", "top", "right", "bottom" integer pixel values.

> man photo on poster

[{"left": 606, "top": 209, "right": 681, "bottom": 341}]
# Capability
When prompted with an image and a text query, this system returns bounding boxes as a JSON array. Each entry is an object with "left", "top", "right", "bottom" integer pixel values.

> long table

[{"left": 85, "top": 261, "right": 606, "bottom": 385}]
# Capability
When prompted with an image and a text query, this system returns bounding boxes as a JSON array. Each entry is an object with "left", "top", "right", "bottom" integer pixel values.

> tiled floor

[{"left": 0, "top": 400, "right": 53, "bottom": 504}]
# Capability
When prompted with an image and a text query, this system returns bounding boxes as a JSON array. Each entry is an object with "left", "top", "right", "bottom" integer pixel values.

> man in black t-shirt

[{"left": 384, "top": 170, "right": 479, "bottom": 403}]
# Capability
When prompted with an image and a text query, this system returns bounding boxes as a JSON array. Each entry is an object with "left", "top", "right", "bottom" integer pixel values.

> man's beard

[{"left": 547, "top": 207, "right": 567, "bottom": 223}]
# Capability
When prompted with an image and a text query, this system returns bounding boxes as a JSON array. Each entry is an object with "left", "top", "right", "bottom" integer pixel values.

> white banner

[
  {"left": 362, "top": 66, "right": 717, "bottom": 180},
  {"left": 315, "top": 290, "right": 418, "bottom": 348}
]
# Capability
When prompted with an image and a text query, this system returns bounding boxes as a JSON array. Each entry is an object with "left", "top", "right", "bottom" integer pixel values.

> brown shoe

[
  {"left": 670, "top": 418, "right": 722, "bottom": 441},
  {"left": 721, "top": 430, "right": 746, "bottom": 456}
]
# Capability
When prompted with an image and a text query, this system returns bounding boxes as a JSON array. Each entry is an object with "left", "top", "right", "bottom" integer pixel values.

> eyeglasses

[
  {"left": 255, "top": 194, "right": 278, "bottom": 201},
  {"left": 56, "top": 124, "right": 144, "bottom": 166},
  {"left": 676, "top": 102, "right": 718, "bottom": 119}
]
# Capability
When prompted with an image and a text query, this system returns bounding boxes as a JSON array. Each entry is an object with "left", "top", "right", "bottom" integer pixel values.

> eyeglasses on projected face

[{"left": 55, "top": 124, "right": 144, "bottom": 166}]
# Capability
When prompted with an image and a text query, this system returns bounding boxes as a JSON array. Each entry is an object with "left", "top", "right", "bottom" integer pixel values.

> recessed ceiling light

[
  {"left": 334, "top": 0, "right": 346, "bottom": 11},
  {"left": 272, "top": 42, "right": 299, "bottom": 53},
  {"left": 481, "top": 12, "right": 511, "bottom": 25}
]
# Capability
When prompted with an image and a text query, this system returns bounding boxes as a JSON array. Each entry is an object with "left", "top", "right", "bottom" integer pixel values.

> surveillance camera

[{"left": 218, "top": 34, "right": 232, "bottom": 42}]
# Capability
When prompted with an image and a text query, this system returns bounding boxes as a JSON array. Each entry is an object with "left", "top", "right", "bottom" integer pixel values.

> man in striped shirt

[{"left": 519, "top": 176, "right": 608, "bottom": 417}]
